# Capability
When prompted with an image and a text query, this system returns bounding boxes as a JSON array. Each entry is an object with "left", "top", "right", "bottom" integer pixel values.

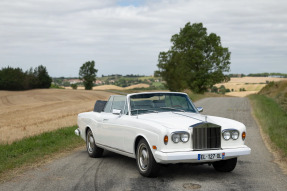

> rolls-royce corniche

[{"left": 75, "top": 92, "right": 251, "bottom": 177}]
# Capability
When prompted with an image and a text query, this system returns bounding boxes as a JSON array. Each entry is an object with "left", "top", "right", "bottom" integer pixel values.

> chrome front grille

[{"left": 192, "top": 125, "right": 221, "bottom": 150}]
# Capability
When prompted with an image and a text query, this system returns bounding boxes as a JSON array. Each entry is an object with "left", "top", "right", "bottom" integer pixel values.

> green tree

[
  {"left": 0, "top": 65, "right": 52, "bottom": 90},
  {"left": 0, "top": 67, "right": 27, "bottom": 90},
  {"left": 79, "top": 61, "right": 98, "bottom": 90},
  {"left": 155, "top": 22, "right": 231, "bottom": 93},
  {"left": 33, "top": 65, "right": 52, "bottom": 88}
]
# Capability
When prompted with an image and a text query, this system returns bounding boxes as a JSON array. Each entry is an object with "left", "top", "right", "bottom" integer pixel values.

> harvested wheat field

[
  {"left": 65, "top": 83, "right": 150, "bottom": 90},
  {"left": 216, "top": 77, "right": 287, "bottom": 97},
  {"left": 0, "top": 89, "right": 113, "bottom": 144},
  {"left": 92, "top": 83, "right": 149, "bottom": 90}
]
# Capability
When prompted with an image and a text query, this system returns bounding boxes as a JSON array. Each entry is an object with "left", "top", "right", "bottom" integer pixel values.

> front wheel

[
  {"left": 86, "top": 129, "right": 103, "bottom": 158},
  {"left": 212, "top": 158, "right": 237, "bottom": 172},
  {"left": 136, "top": 139, "right": 160, "bottom": 177}
]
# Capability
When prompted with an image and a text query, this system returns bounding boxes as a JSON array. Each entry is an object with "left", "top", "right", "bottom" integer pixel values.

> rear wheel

[
  {"left": 86, "top": 129, "right": 103, "bottom": 158},
  {"left": 136, "top": 139, "right": 160, "bottom": 177},
  {"left": 212, "top": 158, "right": 237, "bottom": 172}
]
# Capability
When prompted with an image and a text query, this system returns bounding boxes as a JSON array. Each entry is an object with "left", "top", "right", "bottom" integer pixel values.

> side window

[
  {"left": 104, "top": 97, "right": 113, "bottom": 113},
  {"left": 111, "top": 96, "right": 126, "bottom": 113}
]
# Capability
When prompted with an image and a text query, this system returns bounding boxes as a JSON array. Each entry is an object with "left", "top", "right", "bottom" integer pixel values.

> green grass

[
  {"left": 249, "top": 94, "right": 287, "bottom": 157},
  {"left": 0, "top": 126, "right": 84, "bottom": 177},
  {"left": 152, "top": 82, "right": 164, "bottom": 87}
]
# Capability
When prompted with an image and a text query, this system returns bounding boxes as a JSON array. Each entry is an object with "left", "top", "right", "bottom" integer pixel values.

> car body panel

[{"left": 76, "top": 92, "right": 251, "bottom": 164}]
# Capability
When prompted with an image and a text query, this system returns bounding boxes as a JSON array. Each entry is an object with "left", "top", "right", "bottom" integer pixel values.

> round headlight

[
  {"left": 171, "top": 134, "right": 180, "bottom": 143},
  {"left": 180, "top": 133, "right": 189, "bottom": 143},
  {"left": 223, "top": 131, "right": 231, "bottom": 140},
  {"left": 231, "top": 131, "right": 239, "bottom": 140}
]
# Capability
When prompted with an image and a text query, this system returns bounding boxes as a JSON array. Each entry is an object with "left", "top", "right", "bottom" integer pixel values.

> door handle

[{"left": 103, "top": 119, "right": 108, "bottom": 121}]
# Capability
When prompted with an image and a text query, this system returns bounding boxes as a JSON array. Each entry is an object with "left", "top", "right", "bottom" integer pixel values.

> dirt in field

[{"left": 0, "top": 89, "right": 113, "bottom": 144}]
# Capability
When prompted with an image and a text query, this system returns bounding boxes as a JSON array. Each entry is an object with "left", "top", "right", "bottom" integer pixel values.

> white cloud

[{"left": 0, "top": 0, "right": 286, "bottom": 77}]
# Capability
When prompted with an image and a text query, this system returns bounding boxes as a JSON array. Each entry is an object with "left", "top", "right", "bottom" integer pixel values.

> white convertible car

[{"left": 75, "top": 92, "right": 251, "bottom": 177}]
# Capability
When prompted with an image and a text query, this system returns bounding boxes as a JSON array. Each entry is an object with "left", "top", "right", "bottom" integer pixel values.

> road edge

[
  {"left": 249, "top": 99, "right": 287, "bottom": 175},
  {"left": 0, "top": 145, "right": 85, "bottom": 183}
]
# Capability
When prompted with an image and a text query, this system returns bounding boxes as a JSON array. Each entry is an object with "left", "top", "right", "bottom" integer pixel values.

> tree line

[
  {"left": 228, "top": 73, "right": 287, "bottom": 78},
  {"left": 0, "top": 65, "right": 52, "bottom": 90}
]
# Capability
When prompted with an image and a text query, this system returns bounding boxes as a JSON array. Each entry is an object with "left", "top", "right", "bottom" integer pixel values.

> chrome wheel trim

[
  {"left": 138, "top": 143, "right": 149, "bottom": 171},
  {"left": 87, "top": 132, "right": 95, "bottom": 154}
]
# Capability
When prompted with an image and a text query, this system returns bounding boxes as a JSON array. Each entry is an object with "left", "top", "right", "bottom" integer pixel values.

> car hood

[{"left": 137, "top": 112, "right": 243, "bottom": 130}]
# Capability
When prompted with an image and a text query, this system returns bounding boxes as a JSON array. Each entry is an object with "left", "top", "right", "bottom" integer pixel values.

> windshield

[{"left": 130, "top": 93, "right": 197, "bottom": 115}]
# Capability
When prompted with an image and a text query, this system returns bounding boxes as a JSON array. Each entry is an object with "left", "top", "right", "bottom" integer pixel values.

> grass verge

[
  {"left": 0, "top": 126, "right": 84, "bottom": 180},
  {"left": 249, "top": 94, "right": 287, "bottom": 157}
]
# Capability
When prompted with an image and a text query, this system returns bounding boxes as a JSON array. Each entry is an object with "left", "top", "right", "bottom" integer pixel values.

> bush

[
  {"left": 211, "top": 86, "right": 218, "bottom": 93},
  {"left": 71, "top": 84, "right": 78, "bottom": 90},
  {"left": 239, "top": 88, "right": 246, "bottom": 92},
  {"left": 50, "top": 84, "right": 64, "bottom": 89}
]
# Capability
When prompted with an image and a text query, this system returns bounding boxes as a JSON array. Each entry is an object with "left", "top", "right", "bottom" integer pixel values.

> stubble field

[
  {"left": 0, "top": 89, "right": 113, "bottom": 144},
  {"left": 216, "top": 77, "right": 287, "bottom": 97}
]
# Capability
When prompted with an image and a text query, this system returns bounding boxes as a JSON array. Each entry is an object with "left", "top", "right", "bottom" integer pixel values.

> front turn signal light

[
  {"left": 164, "top": 135, "right": 168, "bottom": 145},
  {"left": 242, "top": 132, "right": 246, "bottom": 140}
]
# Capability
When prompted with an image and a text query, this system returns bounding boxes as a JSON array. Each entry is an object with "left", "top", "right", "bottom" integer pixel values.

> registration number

[{"left": 198, "top": 153, "right": 224, "bottom": 161}]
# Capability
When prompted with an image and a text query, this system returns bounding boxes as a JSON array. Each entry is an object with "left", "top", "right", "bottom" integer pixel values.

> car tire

[
  {"left": 212, "top": 158, "right": 237, "bottom": 172},
  {"left": 136, "top": 139, "right": 160, "bottom": 177},
  {"left": 86, "top": 129, "right": 103, "bottom": 158}
]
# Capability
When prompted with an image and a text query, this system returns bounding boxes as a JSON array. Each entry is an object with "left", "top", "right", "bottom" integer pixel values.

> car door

[{"left": 100, "top": 96, "right": 127, "bottom": 151}]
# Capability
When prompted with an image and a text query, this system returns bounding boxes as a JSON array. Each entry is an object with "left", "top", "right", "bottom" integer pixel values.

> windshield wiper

[{"left": 160, "top": 107, "right": 185, "bottom": 112}]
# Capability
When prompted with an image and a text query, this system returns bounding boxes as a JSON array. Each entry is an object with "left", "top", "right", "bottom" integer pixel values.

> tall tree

[
  {"left": 155, "top": 22, "right": 231, "bottom": 93},
  {"left": 0, "top": 67, "right": 26, "bottom": 90},
  {"left": 79, "top": 60, "right": 98, "bottom": 90},
  {"left": 33, "top": 65, "right": 52, "bottom": 88}
]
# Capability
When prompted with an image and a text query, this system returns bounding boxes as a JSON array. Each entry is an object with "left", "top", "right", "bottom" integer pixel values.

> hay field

[
  {"left": 65, "top": 83, "right": 150, "bottom": 90},
  {"left": 216, "top": 77, "right": 287, "bottom": 97},
  {"left": 0, "top": 89, "right": 113, "bottom": 144}
]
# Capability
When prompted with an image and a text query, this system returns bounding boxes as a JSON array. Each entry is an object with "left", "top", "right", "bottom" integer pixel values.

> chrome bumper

[{"left": 154, "top": 146, "right": 251, "bottom": 164}]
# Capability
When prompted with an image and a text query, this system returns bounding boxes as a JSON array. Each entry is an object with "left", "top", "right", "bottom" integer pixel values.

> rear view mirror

[
  {"left": 112, "top": 109, "right": 122, "bottom": 115},
  {"left": 197, "top": 107, "right": 203, "bottom": 113}
]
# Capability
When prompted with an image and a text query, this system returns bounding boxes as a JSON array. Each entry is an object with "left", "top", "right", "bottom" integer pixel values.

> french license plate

[{"left": 198, "top": 153, "right": 224, "bottom": 161}]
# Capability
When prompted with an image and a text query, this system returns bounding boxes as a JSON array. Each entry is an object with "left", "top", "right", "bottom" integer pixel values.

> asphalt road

[{"left": 1, "top": 97, "right": 287, "bottom": 191}]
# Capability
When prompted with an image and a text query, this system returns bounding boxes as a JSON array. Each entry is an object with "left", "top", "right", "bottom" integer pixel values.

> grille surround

[{"left": 191, "top": 122, "right": 221, "bottom": 150}]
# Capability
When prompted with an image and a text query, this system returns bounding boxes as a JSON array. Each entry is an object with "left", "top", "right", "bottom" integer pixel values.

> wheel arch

[
  {"left": 134, "top": 135, "right": 155, "bottom": 158},
  {"left": 85, "top": 126, "right": 92, "bottom": 141}
]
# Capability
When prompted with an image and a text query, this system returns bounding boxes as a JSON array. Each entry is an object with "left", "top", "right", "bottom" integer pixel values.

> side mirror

[
  {"left": 112, "top": 109, "right": 122, "bottom": 115},
  {"left": 197, "top": 107, "right": 203, "bottom": 113}
]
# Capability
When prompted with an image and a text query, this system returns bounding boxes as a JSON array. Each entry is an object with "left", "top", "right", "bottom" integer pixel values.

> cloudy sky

[{"left": 0, "top": 0, "right": 286, "bottom": 77}]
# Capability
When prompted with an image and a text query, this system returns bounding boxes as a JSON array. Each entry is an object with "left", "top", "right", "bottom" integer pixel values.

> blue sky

[
  {"left": 0, "top": 0, "right": 286, "bottom": 77},
  {"left": 117, "top": 0, "right": 146, "bottom": 7}
]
